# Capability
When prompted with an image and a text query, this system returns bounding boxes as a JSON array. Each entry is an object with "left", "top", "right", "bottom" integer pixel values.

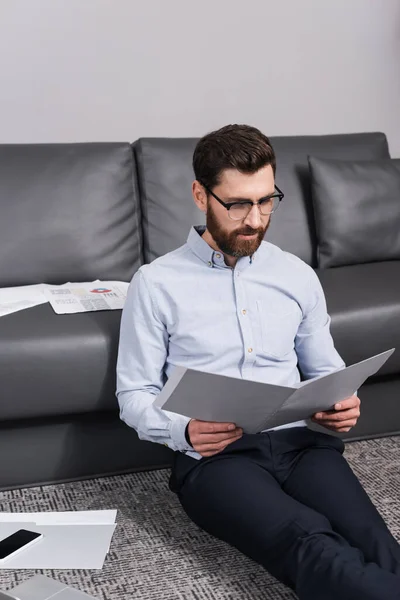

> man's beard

[{"left": 206, "top": 202, "right": 270, "bottom": 257}]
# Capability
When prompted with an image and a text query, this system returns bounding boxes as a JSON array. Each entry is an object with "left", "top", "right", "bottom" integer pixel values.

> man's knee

[{"left": 292, "top": 507, "right": 333, "bottom": 539}]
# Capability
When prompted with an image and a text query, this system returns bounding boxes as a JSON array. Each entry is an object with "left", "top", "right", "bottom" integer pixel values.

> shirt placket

[{"left": 233, "top": 264, "right": 256, "bottom": 378}]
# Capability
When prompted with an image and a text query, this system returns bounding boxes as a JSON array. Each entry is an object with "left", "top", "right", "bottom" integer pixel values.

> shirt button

[
  {"left": 248, "top": 347, "right": 253, "bottom": 353},
  {"left": 208, "top": 261, "right": 212, "bottom": 267},
  {"left": 216, "top": 253, "right": 221, "bottom": 259},
  {"left": 242, "top": 309, "right": 247, "bottom": 315}
]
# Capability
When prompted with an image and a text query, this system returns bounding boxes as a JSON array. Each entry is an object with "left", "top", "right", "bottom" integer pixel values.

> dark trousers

[{"left": 170, "top": 427, "right": 400, "bottom": 600}]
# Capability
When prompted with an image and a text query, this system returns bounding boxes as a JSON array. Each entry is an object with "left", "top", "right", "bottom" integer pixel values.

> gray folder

[{"left": 155, "top": 349, "right": 395, "bottom": 433}]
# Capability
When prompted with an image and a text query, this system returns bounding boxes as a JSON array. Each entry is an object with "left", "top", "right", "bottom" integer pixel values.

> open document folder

[
  {"left": 0, "top": 511, "right": 117, "bottom": 570},
  {"left": 155, "top": 349, "right": 395, "bottom": 433}
]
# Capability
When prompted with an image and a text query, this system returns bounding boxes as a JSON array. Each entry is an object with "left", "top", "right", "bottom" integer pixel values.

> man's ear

[{"left": 192, "top": 180, "right": 207, "bottom": 213}]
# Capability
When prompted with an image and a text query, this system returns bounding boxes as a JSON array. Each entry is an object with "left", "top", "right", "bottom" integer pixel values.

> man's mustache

[{"left": 234, "top": 228, "right": 264, "bottom": 235}]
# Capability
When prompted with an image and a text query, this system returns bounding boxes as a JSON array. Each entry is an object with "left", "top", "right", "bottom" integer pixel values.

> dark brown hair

[{"left": 193, "top": 124, "right": 276, "bottom": 190}]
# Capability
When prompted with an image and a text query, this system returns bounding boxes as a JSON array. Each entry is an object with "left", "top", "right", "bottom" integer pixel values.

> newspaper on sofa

[{"left": 43, "top": 281, "right": 129, "bottom": 314}]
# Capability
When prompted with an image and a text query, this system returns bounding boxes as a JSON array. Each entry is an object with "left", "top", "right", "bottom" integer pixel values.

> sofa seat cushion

[
  {"left": 0, "top": 304, "right": 121, "bottom": 421},
  {"left": 316, "top": 261, "right": 400, "bottom": 377}
]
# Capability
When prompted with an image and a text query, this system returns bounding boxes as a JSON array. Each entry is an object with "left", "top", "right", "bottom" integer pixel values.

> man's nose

[{"left": 243, "top": 204, "right": 262, "bottom": 228}]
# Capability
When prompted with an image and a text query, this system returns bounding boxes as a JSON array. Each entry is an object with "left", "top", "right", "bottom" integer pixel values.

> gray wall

[{"left": 0, "top": 0, "right": 399, "bottom": 154}]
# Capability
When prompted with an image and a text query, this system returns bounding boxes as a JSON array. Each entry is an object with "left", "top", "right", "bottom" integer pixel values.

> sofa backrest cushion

[
  {"left": 134, "top": 132, "right": 389, "bottom": 266},
  {"left": 0, "top": 143, "right": 142, "bottom": 286},
  {"left": 309, "top": 156, "right": 400, "bottom": 268}
]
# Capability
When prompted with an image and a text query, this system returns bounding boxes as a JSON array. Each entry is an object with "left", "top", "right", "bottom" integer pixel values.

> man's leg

[
  {"left": 173, "top": 446, "right": 400, "bottom": 600},
  {"left": 277, "top": 428, "right": 400, "bottom": 575}
]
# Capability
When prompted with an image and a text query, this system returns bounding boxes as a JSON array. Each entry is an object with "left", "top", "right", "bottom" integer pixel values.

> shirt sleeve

[
  {"left": 116, "top": 269, "right": 192, "bottom": 453},
  {"left": 295, "top": 267, "right": 345, "bottom": 380}
]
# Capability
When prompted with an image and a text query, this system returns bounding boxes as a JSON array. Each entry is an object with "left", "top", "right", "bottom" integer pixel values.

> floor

[{"left": 0, "top": 436, "right": 399, "bottom": 600}]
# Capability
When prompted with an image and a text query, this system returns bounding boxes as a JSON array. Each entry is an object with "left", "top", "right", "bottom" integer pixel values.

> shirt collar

[
  {"left": 187, "top": 226, "right": 257, "bottom": 268},
  {"left": 187, "top": 226, "right": 216, "bottom": 267}
]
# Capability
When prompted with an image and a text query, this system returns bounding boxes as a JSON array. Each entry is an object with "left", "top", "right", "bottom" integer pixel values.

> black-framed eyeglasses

[{"left": 199, "top": 181, "right": 284, "bottom": 221}]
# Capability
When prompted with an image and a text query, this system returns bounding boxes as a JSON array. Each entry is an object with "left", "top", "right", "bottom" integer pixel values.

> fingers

[
  {"left": 312, "top": 411, "right": 359, "bottom": 432},
  {"left": 313, "top": 407, "right": 360, "bottom": 423},
  {"left": 194, "top": 420, "right": 237, "bottom": 434},
  {"left": 312, "top": 396, "right": 361, "bottom": 433},
  {"left": 191, "top": 427, "right": 243, "bottom": 447},
  {"left": 319, "top": 419, "right": 358, "bottom": 432},
  {"left": 197, "top": 432, "right": 243, "bottom": 457},
  {"left": 188, "top": 420, "right": 240, "bottom": 446},
  {"left": 198, "top": 428, "right": 242, "bottom": 445},
  {"left": 333, "top": 395, "right": 360, "bottom": 411},
  {"left": 187, "top": 419, "right": 244, "bottom": 457}
]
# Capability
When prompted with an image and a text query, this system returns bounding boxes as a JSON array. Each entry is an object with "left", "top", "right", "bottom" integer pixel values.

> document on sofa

[
  {"left": 0, "top": 511, "right": 117, "bottom": 569},
  {"left": 0, "top": 281, "right": 129, "bottom": 317},
  {"left": 43, "top": 281, "right": 129, "bottom": 314},
  {"left": 155, "top": 349, "right": 395, "bottom": 433},
  {"left": 0, "top": 284, "right": 51, "bottom": 318}
]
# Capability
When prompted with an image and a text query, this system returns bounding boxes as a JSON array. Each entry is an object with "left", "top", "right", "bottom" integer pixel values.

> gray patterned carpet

[{"left": 0, "top": 437, "right": 400, "bottom": 600}]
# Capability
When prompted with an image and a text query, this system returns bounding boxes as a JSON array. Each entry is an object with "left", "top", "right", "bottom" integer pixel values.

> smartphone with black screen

[{"left": 0, "top": 529, "right": 43, "bottom": 563}]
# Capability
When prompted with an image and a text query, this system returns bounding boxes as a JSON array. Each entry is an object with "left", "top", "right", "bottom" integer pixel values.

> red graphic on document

[{"left": 90, "top": 288, "right": 112, "bottom": 294}]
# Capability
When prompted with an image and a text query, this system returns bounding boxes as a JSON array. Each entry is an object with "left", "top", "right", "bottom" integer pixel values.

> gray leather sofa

[{"left": 1, "top": 132, "right": 399, "bottom": 490}]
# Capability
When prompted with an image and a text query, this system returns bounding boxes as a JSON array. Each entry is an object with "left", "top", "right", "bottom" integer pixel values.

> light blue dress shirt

[{"left": 116, "top": 226, "right": 345, "bottom": 460}]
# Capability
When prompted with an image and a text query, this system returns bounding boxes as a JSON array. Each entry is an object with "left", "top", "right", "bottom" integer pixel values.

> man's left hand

[{"left": 312, "top": 395, "right": 361, "bottom": 432}]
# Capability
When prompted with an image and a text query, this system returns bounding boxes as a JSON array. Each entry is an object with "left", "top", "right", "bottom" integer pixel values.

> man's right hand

[{"left": 187, "top": 419, "right": 243, "bottom": 457}]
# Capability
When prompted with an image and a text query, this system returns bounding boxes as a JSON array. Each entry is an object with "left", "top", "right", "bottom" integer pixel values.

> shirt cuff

[{"left": 169, "top": 413, "right": 193, "bottom": 453}]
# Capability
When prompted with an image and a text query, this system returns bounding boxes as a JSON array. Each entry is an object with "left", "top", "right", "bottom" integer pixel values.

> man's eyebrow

[{"left": 224, "top": 192, "right": 276, "bottom": 202}]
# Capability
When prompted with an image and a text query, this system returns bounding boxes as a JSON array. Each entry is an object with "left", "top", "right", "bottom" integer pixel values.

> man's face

[{"left": 205, "top": 165, "right": 274, "bottom": 258}]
